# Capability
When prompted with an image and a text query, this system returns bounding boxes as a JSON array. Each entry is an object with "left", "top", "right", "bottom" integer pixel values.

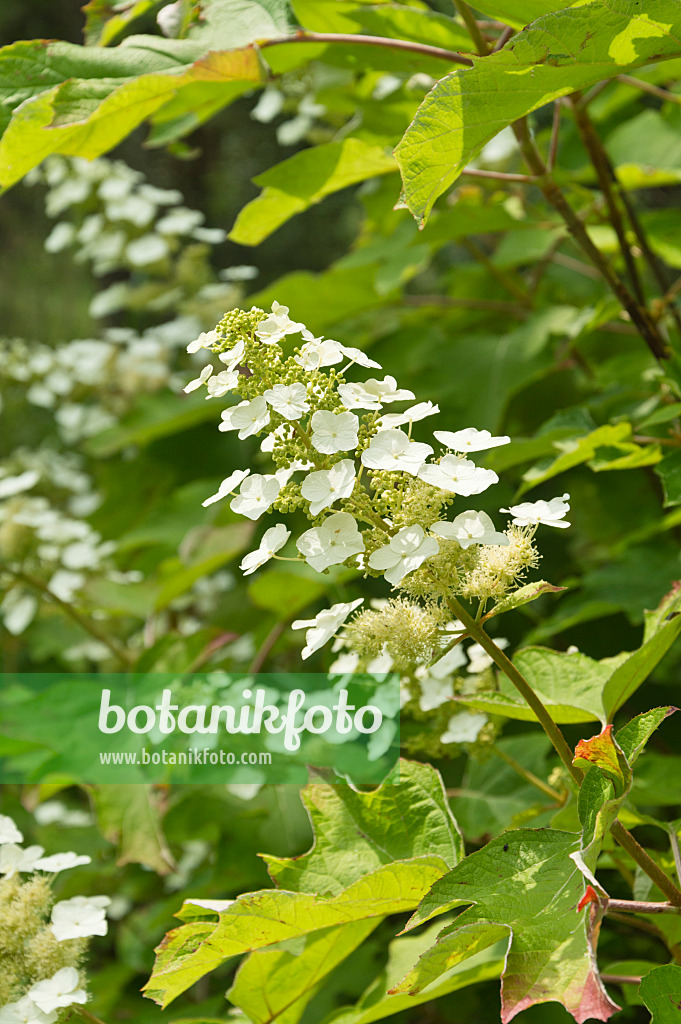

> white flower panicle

[
  {"left": 0, "top": 814, "right": 110, "bottom": 1019},
  {"left": 188, "top": 304, "right": 570, "bottom": 663}
]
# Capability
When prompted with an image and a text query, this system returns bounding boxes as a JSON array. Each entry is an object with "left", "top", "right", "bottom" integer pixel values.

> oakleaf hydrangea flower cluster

[
  {"left": 188, "top": 304, "right": 570, "bottom": 668},
  {"left": 0, "top": 814, "right": 109, "bottom": 1022}
]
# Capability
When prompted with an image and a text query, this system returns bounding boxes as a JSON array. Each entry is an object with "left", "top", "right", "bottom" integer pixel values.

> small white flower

[
  {"left": 255, "top": 302, "right": 306, "bottom": 344},
  {"left": 239, "top": 524, "right": 290, "bottom": 575},
  {"left": 0, "top": 996, "right": 57, "bottom": 1024},
  {"left": 310, "top": 410, "right": 359, "bottom": 454},
  {"left": 0, "top": 815, "right": 22, "bottom": 845},
  {"left": 418, "top": 675, "right": 454, "bottom": 712},
  {"left": 202, "top": 469, "right": 250, "bottom": 507},
  {"left": 418, "top": 455, "right": 498, "bottom": 495},
  {"left": 500, "top": 493, "right": 571, "bottom": 529},
  {"left": 432, "top": 511, "right": 508, "bottom": 548},
  {"left": 184, "top": 364, "right": 212, "bottom": 393},
  {"left": 219, "top": 397, "right": 270, "bottom": 439},
  {"left": 338, "top": 344, "right": 382, "bottom": 369},
  {"left": 263, "top": 383, "right": 310, "bottom": 420},
  {"left": 295, "top": 336, "right": 344, "bottom": 370},
  {"left": 28, "top": 967, "right": 88, "bottom": 1013},
  {"left": 34, "top": 851, "right": 91, "bottom": 873},
  {"left": 292, "top": 598, "right": 364, "bottom": 659},
  {"left": 429, "top": 643, "right": 467, "bottom": 680},
  {"left": 50, "top": 895, "right": 110, "bottom": 942},
  {"left": 301, "top": 460, "right": 356, "bottom": 516},
  {"left": 230, "top": 474, "right": 281, "bottom": 520},
  {"left": 157, "top": 1, "right": 183, "bottom": 37},
  {"left": 440, "top": 711, "right": 488, "bottom": 744},
  {"left": 467, "top": 639, "right": 509, "bottom": 674},
  {"left": 218, "top": 338, "right": 245, "bottom": 369},
  {"left": 296, "top": 511, "right": 365, "bottom": 571},
  {"left": 187, "top": 329, "right": 218, "bottom": 354},
  {"left": 378, "top": 401, "right": 439, "bottom": 429},
  {"left": 0, "top": 470, "right": 40, "bottom": 499},
  {"left": 329, "top": 651, "right": 360, "bottom": 674},
  {"left": 0, "top": 844, "right": 44, "bottom": 877},
  {"left": 338, "top": 376, "right": 414, "bottom": 411},
  {"left": 434, "top": 428, "right": 510, "bottom": 453},
  {"left": 205, "top": 369, "right": 239, "bottom": 399},
  {"left": 368, "top": 525, "right": 439, "bottom": 585},
  {"left": 361, "top": 429, "right": 433, "bottom": 476},
  {"left": 47, "top": 570, "right": 85, "bottom": 603},
  {"left": 260, "top": 424, "right": 293, "bottom": 452}
]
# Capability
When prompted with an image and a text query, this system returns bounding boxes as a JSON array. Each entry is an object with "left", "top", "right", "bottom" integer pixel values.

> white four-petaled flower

[
  {"left": 368, "top": 525, "right": 439, "bottom": 586},
  {"left": 338, "top": 376, "right": 414, "bottom": 411},
  {"left": 34, "top": 851, "right": 91, "bottom": 873},
  {"left": 432, "top": 511, "right": 508, "bottom": 549},
  {"left": 440, "top": 711, "right": 488, "bottom": 744},
  {"left": 230, "top": 474, "right": 281, "bottom": 520},
  {"left": 434, "top": 427, "right": 510, "bottom": 452},
  {"left": 361, "top": 429, "right": 432, "bottom": 476},
  {"left": 295, "top": 336, "right": 344, "bottom": 370},
  {"left": 310, "top": 410, "right": 359, "bottom": 454},
  {"left": 255, "top": 302, "right": 306, "bottom": 344},
  {"left": 0, "top": 844, "right": 44, "bottom": 878},
  {"left": 50, "top": 895, "right": 111, "bottom": 942},
  {"left": 205, "top": 369, "right": 239, "bottom": 399},
  {"left": 296, "top": 512, "right": 364, "bottom": 571},
  {"left": 292, "top": 598, "right": 364, "bottom": 659},
  {"left": 501, "top": 494, "right": 571, "bottom": 529},
  {"left": 239, "top": 524, "right": 291, "bottom": 575},
  {"left": 0, "top": 814, "right": 22, "bottom": 845},
  {"left": 418, "top": 455, "right": 497, "bottom": 495},
  {"left": 219, "top": 397, "right": 270, "bottom": 439},
  {"left": 301, "top": 460, "right": 356, "bottom": 516},
  {"left": 184, "top": 364, "right": 212, "bottom": 393},
  {"left": 28, "top": 968, "right": 88, "bottom": 1014},
  {"left": 187, "top": 329, "right": 218, "bottom": 354},
  {"left": 378, "top": 401, "right": 439, "bottom": 429},
  {"left": 263, "top": 383, "right": 310, "bottom": 419},
  {"left": 0, "top": 996, "right": 57, "bottom": 1024},
  {"left": 202, "top": 469, "right": 250, "bottom": 507}
]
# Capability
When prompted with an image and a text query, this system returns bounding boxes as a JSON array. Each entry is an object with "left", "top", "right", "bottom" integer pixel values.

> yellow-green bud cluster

[{"left": 0, "top": 876, "right": 85, "bottom": 1005}]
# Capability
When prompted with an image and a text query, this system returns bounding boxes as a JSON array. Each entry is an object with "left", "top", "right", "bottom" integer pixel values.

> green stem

[
  {"left": 452, "top": 0, "right": 489, "bottom": 55},
  {"left": 492, "top": 744, "right": 563, "bottom": 802},
  {"left": 447, "top": 594, "right": 582, "bottom": 783},
  {"left": 5, "top": 567, "right": 132, "bottom": 667}
]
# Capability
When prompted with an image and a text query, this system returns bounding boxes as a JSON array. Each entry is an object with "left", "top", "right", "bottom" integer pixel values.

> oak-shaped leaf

[{"left": 390, "top": 829, "right": 619, "bottom": 1023}]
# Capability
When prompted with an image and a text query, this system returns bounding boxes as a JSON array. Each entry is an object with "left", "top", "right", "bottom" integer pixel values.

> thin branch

[
  {"left": 617, "top": 73, "right": 681, "bottom": 105},
  {"left": 492, "top": 744, "right": 563, "bottom": 802},
  {"left": 403, "top": 294, "right": 527, "bottom": 316},
  {"left": 611, "top": 820, "right": 681, "bottom": 908},
  {"left": 248, "top": 620, "right": 289, "bottom": 673},
  {"left": 512, "top": 117, "right": 668, "bottom": 361},
  {"left": 461, "top": 237, "right": 532, "bottom": 306},
  {"left": 452, "top": 0, "right": 489, "bottom": 55},
  {"left": 460, "top": 167, "right": 538, "bottom": 183},
  {"left": 606, "top": 898, "right": 680, "bottom": 915},
  {"left": 600, "top": 974, "right": 642, "bottom": 986},
  {"left": 5, "top": 567, "right": 132, "bottom": 667},
  {"left": 670, "top": 827, "right": 681, "bottom": 889},
  {"left": 570, "top": 96, "right": 647, "bottom": 306},
  {"left": 547, "top": 100, "right": 562, "bottom": 172},
  {"left": 259, "top": 31, "right": 474, "bottom": 66},
  {"left": 492, "top": 25, "right": 514, "bottom": 53}
]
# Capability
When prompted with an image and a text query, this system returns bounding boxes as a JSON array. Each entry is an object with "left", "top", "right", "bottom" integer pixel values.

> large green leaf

[
  {"left": 292, "top": 0, "right": 471, "bottom": 51},
  {"left": 228, "top": 920, "right": 380, "bottom": 1024},
  {"left": 471, "top": 1, "right": 575, "bottom": 31},
  {"left": 395, "top": 0, "right": 681, "bottom": 225},
  {"left": 229, "top": 138, "right": 397, "bottom": 246},
  {"left": 190, "top": 0, "right": 295, "bottom": 49},
  {"left": 263, "top": 759, "right": 463, "bottom": 895},
  {"left": 393, "top": 829, "right": 620, "bottom": 1023},
  {"left": 143, "top": 858, "right": 448, "bottom": 1007},
  {"left": 321, "top": 922, "right": 504, "bottom": 1024},
  {"left": 0, "top": 41, "right": 264, "bottom": 189},
  {"left": 639, "top": 964, "right": 681, "bottom": 1022},
  {"left": 92, "top": 784, "right": 175, "bottom": 875}
]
